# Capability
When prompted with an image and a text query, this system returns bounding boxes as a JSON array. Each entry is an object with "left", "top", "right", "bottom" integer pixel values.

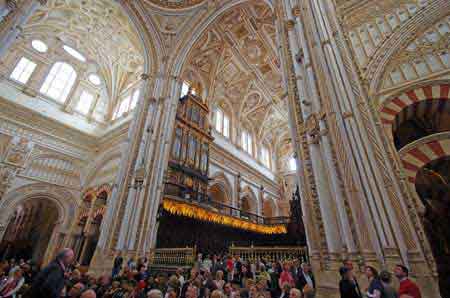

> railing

[
  {"left": 164, "top": 182, "right": 290, "bottom": 226},
  {"left": 148, "top": 247, "right": 195, "bottom": 267},
  {"left": 229, "top": 245, "right": 308, "bottom": 263}
]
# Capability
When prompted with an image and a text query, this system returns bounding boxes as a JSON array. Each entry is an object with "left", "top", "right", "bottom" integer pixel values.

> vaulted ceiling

[
  {"left": 181, "top": 1, "right": 291, "bottom": 153},
  {"left": 22, "top": 0, "right": 145, "bottom": 117}
]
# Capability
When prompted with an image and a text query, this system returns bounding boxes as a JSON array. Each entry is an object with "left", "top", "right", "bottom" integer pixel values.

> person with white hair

[{"left": 148, "top": 289, "right": 163, "bottom": 298}]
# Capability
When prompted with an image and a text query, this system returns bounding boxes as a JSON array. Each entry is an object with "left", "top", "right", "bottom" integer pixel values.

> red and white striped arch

[
  {"left": 379, "top": 84, "right": 450, "bottom": 136},
  {"left": 399, "top": 138, "right": 450, "bottom": 186}
]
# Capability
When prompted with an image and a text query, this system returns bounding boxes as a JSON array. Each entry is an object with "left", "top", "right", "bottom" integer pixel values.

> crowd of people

[{"left": 0, "top": 248, "right": 422, "bottom": 298}]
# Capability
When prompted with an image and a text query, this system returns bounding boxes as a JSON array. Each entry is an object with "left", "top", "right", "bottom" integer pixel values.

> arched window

[
  {"left": 289, "top": 156, "right": 297, "bottom": 171},
  {"left": 260, "top": 145, "right": 271, "bottom": 169},
  {"left": 213, "top": 108, "right": 230, "bottom": 138},
  {"left": 241, "top": 129, "right": 253, "bottom": 155},
  {"left": 181, "top": 81, "right": 190, "bottom": 97},
  {"left": 129, "top": 89, "right": 140, "bottom": 110},
  {"left": 181, "top": 81, "right": 197, "bottom": 97},
  {"left": 75, "top": 91, "right": 95, "bottom": 115},
  {"left": 113, "top": 95, "right": 131, "bottom": 119},
  {"left": 40, "top": 62, "right": 77, "bottom": 103},
  {"left": 10, "top": 57, "right": 37, "bottom": 84}
]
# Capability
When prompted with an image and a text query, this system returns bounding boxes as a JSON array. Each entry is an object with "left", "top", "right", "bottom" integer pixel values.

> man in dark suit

[
  {"left": 24, "top": 248, "right": 75, "bottom": 298},
  {"left": 296, "top": 263, "right": 316, "bottom": 298}
]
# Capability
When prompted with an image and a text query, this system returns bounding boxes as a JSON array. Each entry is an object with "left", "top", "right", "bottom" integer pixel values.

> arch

[
  {"left": 379, "top": 83, "right": 450, "bottom": 140},
  {"left": 209, "top": 184, "right": 230, "bottom": 206},
  {"left": 209, "top": 172, "right": 233, "bottom": 205},
  {"left": 365, "top": 0, "right": 450, "bottom": 95},
  {"left": 399, "top": 133, "right": 450, "bottom": 187},
  {"left": 240, "top": 185, "right": 258, "bottom": 214},
  {"left": 110, "top": 0, "right": 162, "bottom": 77},
  {"left": 262, "top": 197, "right": 276, "bottom": 218},
  {"left": 83, "top": 145, "right": 124, "bottom": 188},
  {"left": 0, "top": 183, "right": 78, "bottom": 232}
]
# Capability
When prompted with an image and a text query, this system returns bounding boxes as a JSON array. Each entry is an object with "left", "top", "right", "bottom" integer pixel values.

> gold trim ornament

[{"left": 162, "top": 198, "right": 287, "bottom": 234}]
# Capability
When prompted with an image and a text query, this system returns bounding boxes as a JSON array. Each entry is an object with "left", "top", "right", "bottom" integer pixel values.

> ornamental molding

[{"left": 364, "top": 0, "right": 450, "bottom": 95}]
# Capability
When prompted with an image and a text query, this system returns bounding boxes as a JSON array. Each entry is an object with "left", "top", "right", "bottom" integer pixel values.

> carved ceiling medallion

[{"left": 145, "top": 0, "right": 206, "bottom": 9}]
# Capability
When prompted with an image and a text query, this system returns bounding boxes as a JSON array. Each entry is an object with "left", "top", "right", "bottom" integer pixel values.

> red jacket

[{"left": 399, "top": 278, "right": 422, "bottom": 298}]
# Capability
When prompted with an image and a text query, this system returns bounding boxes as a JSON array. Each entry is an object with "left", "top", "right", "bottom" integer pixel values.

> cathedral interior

[{"left": 0, "top": 0, "right": 449, "bottom": 297}]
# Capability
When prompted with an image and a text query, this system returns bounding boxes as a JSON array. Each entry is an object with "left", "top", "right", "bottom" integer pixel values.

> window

[
  {"left": 214, "top": 108, "right": 230, "bottom": 138},
  {"left": 63, "top": 45, "right": 86, "bottom": 62},
  {"left": 261, "top": 146, "right": 271, "bottom": 168},
  {"left": 289, "top": 156, "right": 297, "bottom": 171},
  {"left": 113, "top": 95, "right": 131, "bottom": 119},
  {"left": 130, "top": 89, "right": 140, "bottom": 110},
  {"left": 10, "top": 57, "right": 37, "bottom": 84},
  {"left": 75, "top": 91, "right": 94, "bottom": 115},
  {"left": 181, "top": 81, "right": 197, "bottom": 97},
  {"left": 31, "top": 40, "right": 48, "bottom": 53},
  {"left": 88, "top": 74, "right": 101, "bottom": 86},
  {"left": 40, "top": 62, "right": 77, "bottom": 102},
  {"left": 241, "top": 130, "right": 253, "bottom": 155},
  {"left": 181, "top": 81, "right": 190, "bottom": 97}
]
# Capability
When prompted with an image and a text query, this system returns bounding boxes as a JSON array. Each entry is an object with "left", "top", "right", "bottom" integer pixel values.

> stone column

[
  {"left": 89, "top": 73, "right": 158, "bottom": 274},
  {"left": 279, "top": 0, "right": 442, "bottom": 296},
  {"left": 0, "top": 0, "right": 46, "bottom": 58}
]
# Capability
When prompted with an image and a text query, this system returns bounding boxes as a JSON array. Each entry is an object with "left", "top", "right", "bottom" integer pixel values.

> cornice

[{"left": 0, "top": 98, "right": 95, "bottom": 159}]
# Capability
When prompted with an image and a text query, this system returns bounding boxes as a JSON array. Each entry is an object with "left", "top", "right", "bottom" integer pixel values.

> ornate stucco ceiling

[
  {"left": 144, "top": 0, "right": 206, "bottom": 10},
  {"left": 182, "top": 1, "right": 290, "bottom": 158},
  {"left": 22, "top": 0, "right": 145, "bottom": 118}
]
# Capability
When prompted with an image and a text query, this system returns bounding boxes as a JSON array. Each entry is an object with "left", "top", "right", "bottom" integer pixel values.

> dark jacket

[
  {"left": 339, "top": 279, "right": 362, "bottom": 298},
  {"left": 23, "top": 260, "right": 65, "bottom": 298},
  {"left": 297, "top": 271, "right": 316, "bottom": 291}
]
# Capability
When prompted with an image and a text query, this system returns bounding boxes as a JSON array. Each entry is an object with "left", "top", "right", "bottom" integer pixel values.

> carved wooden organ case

[{"left": 163, "top": 91, "right": 213, "bottom": 202}]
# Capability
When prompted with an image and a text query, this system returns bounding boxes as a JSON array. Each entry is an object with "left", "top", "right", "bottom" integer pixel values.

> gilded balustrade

[
  {"left": 148, "top": 247, "right": 196, "bottom": 267},
  {"left": 229, "top": 245, "right": 309, "bottom": 263}
]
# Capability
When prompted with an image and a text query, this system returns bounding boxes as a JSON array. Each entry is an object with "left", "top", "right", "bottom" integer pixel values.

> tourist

[
  {"left": 223, "top": 283, "right": 234, "bottom": 298},
  {"left": 297, "top": 263, "right": 315, "bottom": 298},
  {"left": 226, "top": 256, "right": 234, "bottom": 282},
  {"left": 67, "top": 282, "right": 85, "bottom": 298},
  {"left": 127, "top": 257, "right": 137, "bottom": 271},
  {"left": 148, "top": 289, "right": 163, "bottom": 298},
  {"left": 339, "top": 267, "right": 362, "bottom": 298},
  {"left": 112, "top": 253, "right": 123, "bottom": 278},
  {"left": 342, "top": 259, "right": 362, "bottom": 298},
  {"left": 288, "top": 288, "right": 301, "bottom": 298},
  {"left": 278, "top": 262, "right": 294, "bottom": 289},
  {"left": 95, "top": 275, "right": 111, "bottom": 298},
  {"left": 81, "top": 289, "right": 97, "bottom": 298},
  {"left": 186, "top": 284, "right": 199, "bottom": 298},
  {"left": 0, "top": 266, "right": 24, "bottom": 298},
  {"left": 166, "top": 288, "right": 178, "bottom": 298},
  {"left": 176, "top": 268, "right": 185, "bottom": 287},
  {"left": 364, "top": 266, "right": 383, "bottom": 298},
  {"left": 214, "top": 270, "right": 225, "bottom": 290},
  {"left": 394, "top": 265, "right": 421, "bottom": 298},
  {"left": 379, "top": 270, "right": 397, "bottom": 298},
  {"left": 24, "top": 248, "right": 74, "bottom": 298},
  {"left": 279, "top": 283, "right": 291, "bottom": 298}
]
